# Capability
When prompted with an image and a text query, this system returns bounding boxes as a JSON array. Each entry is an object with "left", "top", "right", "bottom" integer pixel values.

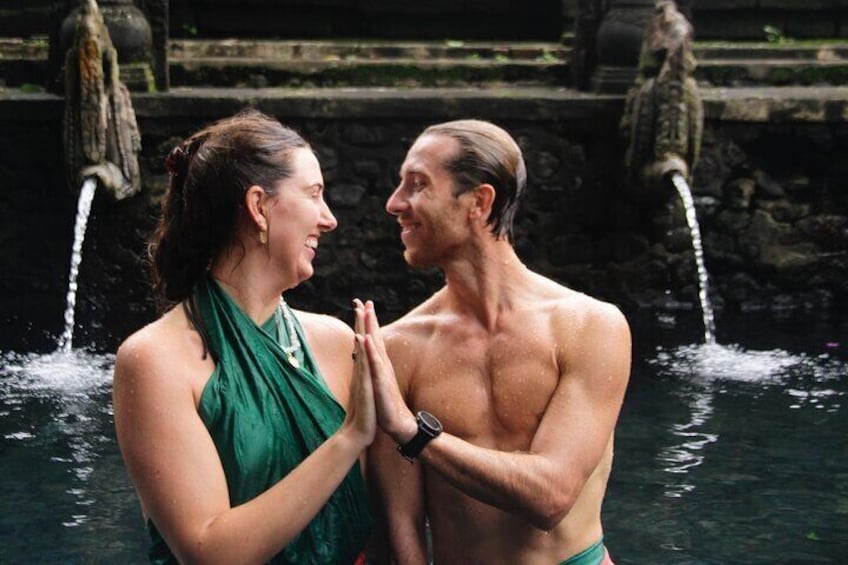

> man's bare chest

[{"left": 406, "top": 331, "right": 561, "bottom": 448}]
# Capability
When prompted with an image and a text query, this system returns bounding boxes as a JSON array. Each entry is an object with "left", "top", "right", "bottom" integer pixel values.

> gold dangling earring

[{"left": 259, "top": 229, "right": 268, "bottom": 245}]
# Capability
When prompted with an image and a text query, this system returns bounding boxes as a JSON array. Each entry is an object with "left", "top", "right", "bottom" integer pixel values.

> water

[
  {"left": 671, "top": 172, "right": 717, "bottom": 345},
  {"left": 0, "top": 311, "right": 845, "bottom": 563},
  {"left": 57, "top": 178, "right": 98, "bottom": 353},
  {"left": 0, "top": 347, "right": 147, "bottom": 562},
  {"left": 606, "top": 310, "right": 848, "bottom": 563}
]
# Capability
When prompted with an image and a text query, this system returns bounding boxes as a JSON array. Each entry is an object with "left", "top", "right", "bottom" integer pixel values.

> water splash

[
  {"left": 0, "top": 349, "right": 114, "bottom": 396},
  {"left": 1, "top": 348, "right": 115, "bottom": 530},
  {"left": 57, "top": 178, "right": 97, "bottom": 353},
  {"left": 671, "top": 172, "right": 716, "bottom": 344},
  {"left": 651, "top": 342, "right": 811, "bottom": 384}
]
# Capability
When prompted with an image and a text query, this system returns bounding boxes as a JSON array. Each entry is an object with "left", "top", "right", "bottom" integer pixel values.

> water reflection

[
  {"left": 1, "top": 349, "right": 116, "bottom": 532},
  {"left": 648, "top": 341, "right": 846, "bottom": 499}
]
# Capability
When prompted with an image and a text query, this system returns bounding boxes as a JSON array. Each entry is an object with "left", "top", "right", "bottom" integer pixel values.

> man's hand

[{"left": 353, "top": 299, "right": 418, "bottom": 445}]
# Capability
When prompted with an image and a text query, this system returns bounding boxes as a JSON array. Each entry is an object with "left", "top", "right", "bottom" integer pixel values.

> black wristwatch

[{"left": 398, "top": 411, "right": 442, "bottom": 461}]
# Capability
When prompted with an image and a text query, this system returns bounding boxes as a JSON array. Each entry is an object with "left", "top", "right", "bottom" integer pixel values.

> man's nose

[{"left": 385, "top": 186, "right": 406, "bottom": 216}]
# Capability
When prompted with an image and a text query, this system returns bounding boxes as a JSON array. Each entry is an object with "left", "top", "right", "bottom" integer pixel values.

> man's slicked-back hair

[{"left": 422, "top": 119, "right": 527, "bottom": 241}]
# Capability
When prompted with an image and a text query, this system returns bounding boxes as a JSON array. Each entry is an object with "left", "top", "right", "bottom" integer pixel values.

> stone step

[
  {"left": 690, "top": 42, "right": 848, "bottom": 86},
  {"left": 694, "top": 42, "right": 848, "bottom": 61},
  {"left": 170, "top": 57, "right": 568, "bottom": 88},
  {"left": 4, "top": 85, "right": 846, "bottom": 127},
  {"left": 168, "top": 39, "right": 569, "bottom": 87},
  {"left": 169, "top": 38, "right": 568, "bottom": 62},
  {"left": 0, "top": 37, "right": 570, "bottom": 88},
  {"left": 5, "top": 37, "right": 848, "bottom": 90},
  {"left": 695, "top": 59, "right": 848, "bottom": 87}
]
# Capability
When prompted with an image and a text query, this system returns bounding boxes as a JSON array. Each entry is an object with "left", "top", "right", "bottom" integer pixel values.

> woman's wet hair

[
  {"left": 150, "top": 108, "right": 309, "bottom": 306},
  {"left": 421, "top": 119, "right": 527, "bottom": 242}
]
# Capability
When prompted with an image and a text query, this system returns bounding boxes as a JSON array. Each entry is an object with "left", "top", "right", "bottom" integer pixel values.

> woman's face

[{"left": 265, "top": 147, "right": 337, "bottom": 287}]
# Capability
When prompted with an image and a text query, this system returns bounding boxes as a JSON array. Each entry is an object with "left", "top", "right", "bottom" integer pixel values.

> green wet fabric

[
  {"left": 559, "top": 537, "right": 606, "bottom": 565},
  {"left": 147, "top": 275, "right": 372, "bottom": 564}
]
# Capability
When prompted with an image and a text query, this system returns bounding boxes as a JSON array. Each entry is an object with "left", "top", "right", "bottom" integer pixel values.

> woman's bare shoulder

[
  {"left": 294, "top": 309, "right": 354, "bottom": 343},
  {"left": 114, "top": 307, "right": 208, "bottom": 393}
]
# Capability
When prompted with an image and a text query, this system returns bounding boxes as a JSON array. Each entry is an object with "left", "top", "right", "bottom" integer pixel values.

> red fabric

[{"left": 352, "top": 551, "right": 367, "bottom": 565}]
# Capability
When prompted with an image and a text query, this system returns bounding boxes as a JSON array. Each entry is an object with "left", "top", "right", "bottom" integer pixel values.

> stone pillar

[
  {"left": 54, "top": 0, "right": 156, "bottom": 92},
  {"left": 570, "top": 0, "right": 606, "bottom": 91},
  {"left": 144, "top": 0, "right": 170, "bottom": 91},
  {"left": 592, "top": 0, "right": 654, "bottom": 94}
]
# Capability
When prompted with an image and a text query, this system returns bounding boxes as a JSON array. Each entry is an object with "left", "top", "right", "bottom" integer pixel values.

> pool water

[
  {"left": 1, "top": 310, "right": 845, "bottom": 563},
  {"left": 606, "top": 310, "right": 847, "bottom": 564}
]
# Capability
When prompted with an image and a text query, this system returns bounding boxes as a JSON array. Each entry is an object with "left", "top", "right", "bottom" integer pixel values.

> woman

[{"left": 113, "top": 109, "right": 375, "bottom": 564}]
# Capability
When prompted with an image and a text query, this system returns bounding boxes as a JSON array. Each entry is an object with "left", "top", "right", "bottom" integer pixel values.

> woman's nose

[{"left": 320, "top": 199, "right": 338, "bottom": 232}]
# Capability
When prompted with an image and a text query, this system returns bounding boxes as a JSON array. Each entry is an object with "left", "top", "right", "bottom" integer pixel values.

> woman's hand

[
  {"left": 341, "top": 302, "right": 377, "bottom": 449},
  {"left": 353, "top": 299, "right": 418, "bottom": 445}
]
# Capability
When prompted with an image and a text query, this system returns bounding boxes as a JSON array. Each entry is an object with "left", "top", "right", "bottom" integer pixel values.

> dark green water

[{"left": 1, "top": 310, "right": 845, "bottom": 564}]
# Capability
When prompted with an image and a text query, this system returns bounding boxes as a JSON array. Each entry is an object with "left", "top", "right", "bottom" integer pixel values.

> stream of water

[
  {"left": 57, "top": 178, "right": 97, "bottom": 353},
  {"left": 671, "top": 172, "right": 717, "bottom": 345}
]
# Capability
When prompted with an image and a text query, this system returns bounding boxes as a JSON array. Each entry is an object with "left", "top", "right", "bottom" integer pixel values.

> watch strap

[{"left": 398, "top": 411, "right": 441, "bottom": 460}]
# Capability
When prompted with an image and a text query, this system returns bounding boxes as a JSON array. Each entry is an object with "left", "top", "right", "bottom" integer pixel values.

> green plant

[
  {"left": 19, "top": 83, "right": 44, "bottom": 93},
  {"left": 535, "top": 50, "right": 558, "bottom": 63},
  {"left": 764, "top": 25, "right": 792, "bottom": 44}
]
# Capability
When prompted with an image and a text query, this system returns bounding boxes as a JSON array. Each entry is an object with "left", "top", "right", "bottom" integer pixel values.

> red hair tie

[{"left": 165, "top": 145, "right": 188, "bottom": 176}]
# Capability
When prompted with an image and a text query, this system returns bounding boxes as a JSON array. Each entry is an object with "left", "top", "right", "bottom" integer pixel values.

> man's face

[{"left": 385, "top": 134, "right": 473, "bottom": 268}]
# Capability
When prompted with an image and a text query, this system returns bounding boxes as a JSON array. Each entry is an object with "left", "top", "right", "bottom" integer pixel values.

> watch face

[{"left": 418, "top": 411, "right": 442, "bottom": 434}]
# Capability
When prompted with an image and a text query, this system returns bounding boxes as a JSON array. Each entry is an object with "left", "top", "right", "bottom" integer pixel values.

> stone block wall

[{"left": 1, "top": 96, "right": 845, "bottom": 352}]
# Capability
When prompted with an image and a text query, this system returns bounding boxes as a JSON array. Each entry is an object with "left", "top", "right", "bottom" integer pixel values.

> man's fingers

[
  {"left": 364, "top": 301, "right": 390, "bottom": 358},
  {"left": 364, "top": 334, "right": 390, "bottom": 383}
]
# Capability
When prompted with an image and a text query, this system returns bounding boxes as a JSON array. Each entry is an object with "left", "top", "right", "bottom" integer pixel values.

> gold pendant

[{"left": 287, "top": 353, "right": 300, "bottom": 369}]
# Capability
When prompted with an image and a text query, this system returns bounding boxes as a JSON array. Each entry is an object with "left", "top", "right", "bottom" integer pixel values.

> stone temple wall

[
  {"left": 0, "top": 96, "right": 845, "bottom": 352},
  {"left": 4, "top": 1, "right": 848, "bottom": 41}
]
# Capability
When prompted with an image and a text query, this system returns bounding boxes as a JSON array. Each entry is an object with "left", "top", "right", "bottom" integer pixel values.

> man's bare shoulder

[
  {"left": 529, "top": 272, "right": 629, "bottom": 332},
  {"left": 382, "top": 291, "right": 447, "bottom": 341}
]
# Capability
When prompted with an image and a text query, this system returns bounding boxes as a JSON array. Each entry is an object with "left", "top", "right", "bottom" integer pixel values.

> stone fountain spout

[
  {"left": 621, "top": 0, "right": 703, "bottom": 192},
  {"left": 63, "top": 0, "right": 142, "bottom": 201}
]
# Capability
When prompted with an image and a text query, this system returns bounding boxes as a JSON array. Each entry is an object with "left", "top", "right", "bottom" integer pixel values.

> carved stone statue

[
  {"left": 63, "top": 0, "right": 142, "bottom": 200},
  {"left": 621, "top": 0, "right": 702, "bottom": 190}
]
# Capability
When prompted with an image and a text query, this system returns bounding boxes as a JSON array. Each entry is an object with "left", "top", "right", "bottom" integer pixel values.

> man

[{"left": 361, "top": 120, "right": 630, "bottom": 564}]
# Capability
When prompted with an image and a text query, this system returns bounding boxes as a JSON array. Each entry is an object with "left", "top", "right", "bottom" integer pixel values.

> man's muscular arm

[
  {"left": 363, "top": 300, "right": 631, "bottom": 531},
  {"left": 369, "top": 430, "right": 428, "bottom": 564},
  {"left": 358, "top": 300, "right": 428, "bottom": 564}
]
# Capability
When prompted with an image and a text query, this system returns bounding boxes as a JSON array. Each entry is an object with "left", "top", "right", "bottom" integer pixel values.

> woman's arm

[{"left": 113, "top": 317, "right": 375, "bottom": 564}]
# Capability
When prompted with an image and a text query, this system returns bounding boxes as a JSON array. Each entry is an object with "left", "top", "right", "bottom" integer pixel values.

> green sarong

[{"left": 147, "top": 275, "right": 372, "bottom": 564}]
